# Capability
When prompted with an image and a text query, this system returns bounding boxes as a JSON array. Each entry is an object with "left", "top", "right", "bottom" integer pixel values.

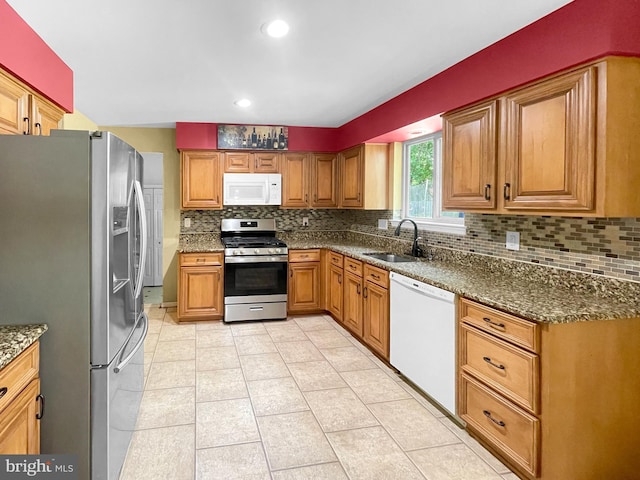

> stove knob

[
  {"left": 233, "top": 250, "right": 239, "bottom": 255},
  {"left": 254, "top": 249, "right": 259, "bottom": 254},
  {"left": 269, "top": 248, "right": 275, "bottom": 254}
]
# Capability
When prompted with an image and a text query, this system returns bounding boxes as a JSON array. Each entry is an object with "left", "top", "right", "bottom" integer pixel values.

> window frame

[{"left": 392, "top": 131, "right": 466, "bottom": 235}]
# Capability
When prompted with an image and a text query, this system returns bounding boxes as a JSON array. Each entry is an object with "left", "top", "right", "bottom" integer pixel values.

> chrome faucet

[{"left": 394, "top": 219, "right": 424, "bottom": 257}]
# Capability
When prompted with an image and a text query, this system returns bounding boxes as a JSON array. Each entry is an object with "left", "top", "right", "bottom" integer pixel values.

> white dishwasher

[{"left": 390, "top": 272, "right": 456, "bottom": 415}]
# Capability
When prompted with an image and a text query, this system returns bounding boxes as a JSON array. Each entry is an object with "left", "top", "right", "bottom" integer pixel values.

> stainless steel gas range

[{"left": 221, "top": 218, "right": 288, "bottom": 322}]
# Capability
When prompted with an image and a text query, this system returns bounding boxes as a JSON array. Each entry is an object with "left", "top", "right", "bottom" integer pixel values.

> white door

[{"left": 143, "top": 187, "right": 163, "bottom": 286}]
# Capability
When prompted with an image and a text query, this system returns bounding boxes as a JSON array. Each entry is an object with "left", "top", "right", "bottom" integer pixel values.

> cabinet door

[
  {"left": 0, "top": 378, "right": 40, "bottom": 454},
  {"left": 442, "top": 100, "right": 497, "bottom": 210},
  {"left": 178, "top": 266, "right": 223, "bottom": 319},
  {"left": 327, "top": 264, "right": 343, "bottom": 322},
  {"left": 343, "top": 271, "right": 363, "bottom": 337},
  {"left": 288, "top": 262, "right": 321, "bottom": 312},
  {"left": 339, "top": 146, "right": 363, "bottom": 207},
  {"left": 363, "top": 281, "right": 389, "bottom": 359},
  {"left": 181, "top": 151, "right": 222, "bottom": 209},
  {"left": 281, "top": 153, "right": 309, "bottom": 207},
  {"left": 31, "top": 96, "right": 63, "bottom": 136},
  {"left": 0, "top": 73, "right": 29, "bottom": 135},
  {"left": 310, "top": 153, "right": 338, "bottom": 207},
  {"left": 503, "top": 66, "right": 596, "bottom": 211},
  {"left": 254, "top": 152, "right": 280, "bottom": 173},
  {"left": 224, "top": 152, "right": 252, "bottom": 173}
]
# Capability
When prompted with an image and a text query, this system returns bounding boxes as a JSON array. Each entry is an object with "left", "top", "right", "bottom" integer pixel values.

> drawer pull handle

[
  {"left": 483, "top": 356, "right": 505, "bottom": 370},
  {"left": 0, "top": 387, "right": 7, "bottom": 399},
  {"left": 36, "top": 394, "right": 45, "bottom": 420},
  {"left": 363, "top": 286, "right": 368, "bottom": 298},
  {"left": 483, "top": 317, "right": 505, "bottom": 330},
  {"left": 300, "top": 254, "right": 308, "bottom": 258},
  {"left": 196, "top": 258, "right": 206, "bottom": 262},
  {"left": 349, "top": 264, "right": 357, "bottom": 270},
  {"left": 371, "top": 273, "right": 380, "bottom": 280},
  {"left": 338, "top": 274, "right": 342, "bottom": 284},
  {"left": 483, "top": 410, "right": 505, "bottom": 427}
]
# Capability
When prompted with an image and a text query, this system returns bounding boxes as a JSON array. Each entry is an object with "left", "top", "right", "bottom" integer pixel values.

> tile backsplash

[{"left": 181, "top": 207, "right": 640, "bottom": 282}]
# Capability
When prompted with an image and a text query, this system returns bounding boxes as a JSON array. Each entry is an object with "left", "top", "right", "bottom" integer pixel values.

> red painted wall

[
  {"left": 176, "top": 122, "right": 339, "bottom": 152},
  {"left": 0, "top": 1, "right": 73, "bottom": 112}
]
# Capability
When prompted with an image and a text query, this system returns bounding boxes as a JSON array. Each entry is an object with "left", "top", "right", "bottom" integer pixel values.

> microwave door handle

[{"left": 265, "top": 178, "right": 270, "bottom": 203}]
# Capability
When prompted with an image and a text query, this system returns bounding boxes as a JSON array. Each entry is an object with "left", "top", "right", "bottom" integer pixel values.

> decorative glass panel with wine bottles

[{"left": 218, "top": 125, "right": 289, "bottom": 150}]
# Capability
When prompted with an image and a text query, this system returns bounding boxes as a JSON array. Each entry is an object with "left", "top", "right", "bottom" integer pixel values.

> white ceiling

[{"left": 8, "top": 0, "right": 572, "bottom": 128}]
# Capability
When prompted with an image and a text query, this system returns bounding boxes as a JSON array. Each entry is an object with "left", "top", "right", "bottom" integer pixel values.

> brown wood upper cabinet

[
  {"left": 0, "top": 70, "right": 63, "bottom": 136},
  {"left": 443, "top": 56, "right": 640, "bottom": 217},
  {"left": 180, "top": 150, "right": 222, "bottom": 209},
  {"left": 338, "top": 144, "right": 388, "bottom": 209},
  {"left": 281, "top": 152, "right": 338, "bottom": 208},
  {"left": 223, "top": 151, "right": 279, "bottom": 173}
]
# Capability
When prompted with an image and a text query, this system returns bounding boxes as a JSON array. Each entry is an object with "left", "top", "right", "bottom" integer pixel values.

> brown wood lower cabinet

[
  {"left": 319, "top": 250, "right": 390, "bottom": 361},
  {"left": 178, "top": 252, "right": 224, "bottom": 321},
  {"left": 0, "top": 342, "right": 42, "bottom": 454},
  {"left": 458, "top": 297, "right": 640, "bottom": 479},
  {"left": 288, "top": 249, "right": 322, "bottom": 314}
]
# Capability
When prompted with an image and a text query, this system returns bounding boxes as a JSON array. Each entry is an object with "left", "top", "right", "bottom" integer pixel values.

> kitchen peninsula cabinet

[
  {"left": 177, "top": 252, "right": 223, "bottom": 321},
  {"left": 180, "top": 150, "right": 222, "bottom": 209},
  {"left": 443, "top": 56, "right": 640, "bottom": 217},
  {"left": 457, "top": 298, "right": 640, "bottom": 479},
  {"left": 338, "top": 144, "right": 388, "bottom": 209},
  {"left": 0, "top": 342, "right": 41, "bottom": 454},
  {"left": 281, "top": 153, "right": 338, "bottom": 208},
  {"left": 287, "top": 249, "right": 322, "bottom": 313},
  {"left": 0, "top": 70, "right": 63, "bottom": 136},
  {"left": 223, "top": 151, "right": 279, "bottom": 173}
]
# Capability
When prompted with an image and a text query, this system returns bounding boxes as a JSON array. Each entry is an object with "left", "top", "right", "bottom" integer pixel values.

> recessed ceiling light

[
  {"left": 234, "top": 98, "right": 251, "bottom": 108},
  {"left": 263, "top": 19, "right": 289, "bottom": 38}
]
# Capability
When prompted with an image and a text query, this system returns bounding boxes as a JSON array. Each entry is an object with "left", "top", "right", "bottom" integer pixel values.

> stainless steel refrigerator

[{"left": 0, "top": 130, "right": 148, "bottom": 480}]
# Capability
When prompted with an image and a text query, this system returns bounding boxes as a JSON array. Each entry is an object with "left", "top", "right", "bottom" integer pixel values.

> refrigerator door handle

[
  {"left": 114, "top": 312, "right": 148, "bottom": 374},
  {"left": 133, "top": 180, "right": 148, "bottom": 300}
]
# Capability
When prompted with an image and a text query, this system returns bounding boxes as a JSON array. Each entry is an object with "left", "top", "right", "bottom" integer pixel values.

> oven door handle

[{"left": 225, "top": 255, "right": 288, "bottom": 264}]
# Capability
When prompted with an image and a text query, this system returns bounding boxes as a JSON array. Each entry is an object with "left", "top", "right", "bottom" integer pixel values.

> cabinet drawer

[
  {"left": 0, "top": 342, "right": 39, "bottom": 414},
  {"left": 460, "top": 324, "right": 539, "bottom": 413},
  {"left": 344, "top": 257, "right": 363, "bottom": 277},
  {"left": 460, "top": 298, "right": 539, "bottom": 352},
  {"left": 459, "top": 373, "right": 539, "bottom": 477},
  {"left": 289, "top": 249, "right": 321, "bottom": 263},
  {"left": 180, "top": 252, "right": 223, "bottom": 266},
  {"left": 328, "top": 251, "right": 343, "bottom": 268},
  {"left": 364, "top": 264, "right": 388, "bottom": 288}
]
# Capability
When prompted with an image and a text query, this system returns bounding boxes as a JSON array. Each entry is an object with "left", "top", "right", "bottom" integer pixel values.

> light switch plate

[
  {"left": 506, "top": 231, "right": 520, "bottom": 251},
  {"left": 378, "top": 219, "right": 388, "bottom": 230},
  {"left": 184, "top": 218, "right": 191, "bottom": 228}
]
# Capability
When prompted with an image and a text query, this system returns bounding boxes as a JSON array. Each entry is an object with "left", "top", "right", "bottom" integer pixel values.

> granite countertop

[
  {"left": 0, "top": 324, "right": 48, "bottom": 370},
  {"left": 178, "top": 234, "right": 640, "bottom": 324}
]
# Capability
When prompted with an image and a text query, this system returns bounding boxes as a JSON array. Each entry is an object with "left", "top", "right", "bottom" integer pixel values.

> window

[{"left": 398, "top": 132, "right": 465, "bottom": 234}]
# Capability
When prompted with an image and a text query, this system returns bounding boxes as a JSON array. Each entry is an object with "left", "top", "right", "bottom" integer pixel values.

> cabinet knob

[
  {"left": 35, "top": 122, "right": 42, "bottom": 136},
  {"left": 363, "top": 286, "right": 368, "bottom": 298},
  {"left": 23, "top": 117, "right": 30, "bottom": 135}
]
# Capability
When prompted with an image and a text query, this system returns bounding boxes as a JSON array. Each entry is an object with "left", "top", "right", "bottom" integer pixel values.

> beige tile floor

[{"left": 121, "top": 306, "right": 517, "bottom": 480}]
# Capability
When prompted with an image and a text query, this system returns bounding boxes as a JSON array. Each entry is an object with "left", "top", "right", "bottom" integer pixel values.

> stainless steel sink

[{"left": 363, "top": 252, "right": 417, "bottom": 263}]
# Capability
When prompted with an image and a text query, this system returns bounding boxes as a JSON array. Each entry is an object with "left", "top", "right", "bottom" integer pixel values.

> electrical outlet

[
  {"left": 184, "top": 217, "right": 191, "bottom": 228},
  {"left": 378, "top": 219, "right": 388, "bottom": 230},
  {"left": 506, "top": 231, "right": 520, "bottom": 251},
  {"left": 302, "top": 217, "right": 309, "bottom": 227}
]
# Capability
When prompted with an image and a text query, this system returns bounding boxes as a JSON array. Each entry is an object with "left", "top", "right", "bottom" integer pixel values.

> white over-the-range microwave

[{"left": 223, "top": 173, "right": 282, "bottom": 206}]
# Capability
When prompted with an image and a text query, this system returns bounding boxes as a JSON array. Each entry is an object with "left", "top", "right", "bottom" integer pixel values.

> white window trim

[{"left": 397, "top": 133, "right": 466, "bottom": 236}]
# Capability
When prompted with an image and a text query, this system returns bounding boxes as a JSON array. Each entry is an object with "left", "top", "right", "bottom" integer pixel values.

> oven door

[{"left": 224, "top": 255, "right": 288, "bottom": 303}]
